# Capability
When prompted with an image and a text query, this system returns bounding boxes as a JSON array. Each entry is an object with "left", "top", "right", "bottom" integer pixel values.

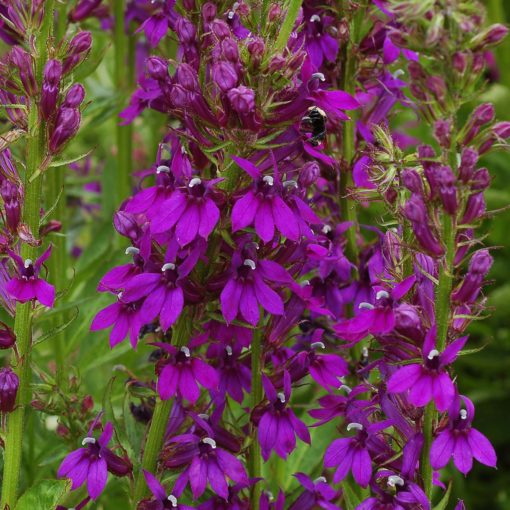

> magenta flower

[
  {"left": 139, "top": 470, "right": 193, "bottom": 510},
  {"left": 220, "top": 247, "right": 291, "bottom": 326},
  {"left": 230, "top": 155, "right": 304, "bottom": 243},
  {"left": 290, "top": 473, "right": 341, "bottom": 510},
  {"left": 58, "top": 422, "right": 130, "bottom": 500},
  {"left": 335, "top": 275, "right": 416, "bottom": 343},
  {"left": 430, "top": 395, "right": 497, "bottom": 475},
  {"left": 90, "top": 293, "right": 144, "bottom": 348},
  {"left": 387, "top": 325, "right": 467, "bottom": 412},
  {"left": 170, "top": 433, "right": 248, "bottom": 500},
  {"left": 257, "top": 371, "right": 311, "bottom": 461},
  {"left": 155, "top": 343, "right": 219, "bottom": 403},
  {"left": 304, "top": 13, "right": 339, "bottom": 69},
  {"left": 6, "top": 246, "right": 55, "bottom": 307}
]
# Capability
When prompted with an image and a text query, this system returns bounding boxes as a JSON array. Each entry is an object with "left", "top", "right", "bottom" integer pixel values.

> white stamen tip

[
  {"left": 346, "top": 422, "right": 363, "bottom": 432},
  {"left": 311, "top": 341, "right": 326, "bottom": 350},
  {"left": 359, "top": 302, "right": 375, "bottom": 310},
  {"left": 388, "top": 475, "right": 405, "bottom": 487},
  {"left": 125, "top": 246, "right": 140, "bottom": 256},
  {"left": 427, "top": 349, "right": 440, "bottom": 360},
  {"left": 180, "top": 346, "right": 191, "bottom": 357},
  {"left": 283, "top": 180, "right": 298, "bottom": 189},
  {"left": 156, "top": 165, "right": 170, "bottom": 174},
  {"left": 310, "top": 14, "right": 321, "bottom": 22},
  {"left": 339, "top": 384, "right": 352, "bottom": 393},
  {"left": 362, "top": 347, "right": 369, "bottom": 357},
  {"left": 312, "top": 72, "right": 326, "bottom": 81},
  {"left": 24, "top": 259, "right": 33, "bottom": 268},
  {"left": 314, "top": 476, "right": 327, "bottom": 483},
  {"left": 189, "top": 177, "right": 202, "bottom": 187},
  {"left": 167, "top": 495, "right": 178, "bottom": 507},
  {"left": 227, "top": 11, "right": 235, "bottom": 19},
  {"left": 198, "top": 413, "right": 209, "bottom": 419},
  {"left": 117, "top": 291, "right": 124, "bottom": 300},
  {"left": 202, "top": 437, "right": 217, "bottom": 449},
  {"left": 263, "top": 175, "right": 274, "bottom": 186},
  {"left": 81, "top": 437, "right": 96, "bottom": 446},
  {"left": 162, "top": 262, "right": 176, "bottom": 271},
  {"left": 243, "top": 259, "right": 256, "bottom": 270},
  {"left": 460, "top": 409, "right": 468, "bottom": 420},
  {"left": 225, "top": 345, "right": 233, "bottom": 356},
  {"left": 277, "top": 392, "right": 286, "bottom": 403},
  {"left": 376, "top": 290, "right": 390, "bottom": 300},
  {"left": 322, "top": 225, "right": 332, "bottom": 234}
]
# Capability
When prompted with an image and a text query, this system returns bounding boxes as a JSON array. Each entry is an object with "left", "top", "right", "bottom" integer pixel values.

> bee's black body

[{"left": 301, "top": 106, "right": 327, "bottom": 146}]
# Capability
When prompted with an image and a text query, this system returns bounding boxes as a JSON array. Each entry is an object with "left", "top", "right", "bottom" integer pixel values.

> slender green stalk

[
  {"left": 1, "top": 4, "right": 54, "bottom": 506},
  {"left": 420, "top": 214, "right": 456, "bottom": 499},
  {"left": 339, "top": 2, "right": 366, "bottom": 264},
  {"left": 132, "top": 315, "right": 192, "bottom": 505},
  {"left": 274, "top": 0, "right": 302, "bottom": 52},
  {"left": 112, "top": 0, "right": 133, "bottom": 206},
  {"left": 249, "top": 329, "right": 263, "bottom": 509}
]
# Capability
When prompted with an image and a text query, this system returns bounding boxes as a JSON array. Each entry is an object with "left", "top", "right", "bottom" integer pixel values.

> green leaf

[
  {"left": 433, "top": 482, "right": 452, "bottom": 510},
  {"left": 342, "top": 478, "right": 363, "bottom": 510},
  {"left": 15, "top": 479, "right": 71, "bottom": 510},
  {"left": 274, "top": 0, "right": 303, "bottom": 52},
  {"left": 72, "top": 42, "right": 111, "bottom": 83},
  {"left": 48, "top": 148, "right": 95, "bottom": 168}
]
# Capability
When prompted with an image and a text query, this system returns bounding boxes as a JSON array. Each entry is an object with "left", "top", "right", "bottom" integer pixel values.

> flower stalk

[{"left": 1, "top": 4, "right": 55, "bottom": 504}]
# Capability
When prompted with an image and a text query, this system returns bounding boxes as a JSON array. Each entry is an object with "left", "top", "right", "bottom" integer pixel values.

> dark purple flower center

[{"left": 21, "top": 261, "right": 35, "bottom": 280}]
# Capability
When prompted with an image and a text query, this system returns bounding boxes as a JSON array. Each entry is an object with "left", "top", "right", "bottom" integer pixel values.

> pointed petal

[
  {"left": 467, "top": 429, "right": 497, "bottom": 468},
  {"left": 87, "top": 457, "right": 108, "bottom": 499},
  {"left": 239, "top": 282, "right": 259, "bottom": 325},
  {"left": 453, "top": 434, "right": 473, "bottom": 475},
  {"left": 253, "top": 274, "right": 283, "bottom": 315},
  {"left": 198, "top": 199, "right": 220, "bottom": 238},
  {"left": 255, "top": 200, "right": 275, "bottom": 243},
  {"left": 232, "top": 191, "right": 258, "bottom": 231},
  {"left": 387, "top": 364, "right": 422, "bottom": 394},
  {"left": 272, "top": 196, "right": 299, "bottom": 241},
  {"left": 157, "top": 364, "right": 179, "bottom": 400},
  {"left": 220, "top": 279, "right": 241, "bottom": 324},
  {"left": 430, "top": 431, "right": 455, "bottom": 470},
  {"left": 352, "top": 447, "right": 372, "bottom": 488},
  {"left": 230, "top": 155, "right": 261, "bottom": 179},
  {"left": 159, "top": 287, "right": 184, "bottom": 330}
]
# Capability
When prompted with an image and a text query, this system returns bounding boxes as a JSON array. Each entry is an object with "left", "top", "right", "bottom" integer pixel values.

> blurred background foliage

[{"left": 1, "top": 1, "right": 510, "bottom": 508}]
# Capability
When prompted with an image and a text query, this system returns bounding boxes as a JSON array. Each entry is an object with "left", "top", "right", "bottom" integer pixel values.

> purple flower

[
  {"left": 430, "top": 395, "right": 497, "bottom": 475},
  {"left": 58, "top": 422, "right": 131, "bottom": 500},
  {"left": 170, "top": 433, "right": 248, "bottom": 500},
  {"left": 220, "top": 247, "right": 291, "bottom": 326},
  {"left": 335, "top": 275, "right": 416, "bottom": 343},
  {"left": 0, "top": 367, "right": 19, "bottom": 413},
  {"left": 324, "top": 422, "right": 374, "bottom": 488},
  {"left": 6, "top": 246, "right": 55, "bottom": 307},
  {"left": 150, "top": 177, "right": 221, "bottom": 246},
  {"left": 155, "top": 343, "right": 219, "bottom": 403},
  {"left": 139, "top": 470, "right": 193, "bottom": 509},
  {"left": 90, "top": 292, "right": 144, "bottom": 348},
  {"left": 387, "top": 325, "right": 467, "bottom": 412},
  {"left": 304, "top": 13, "right": 339, "bottom": 69},
  {"left": 256, "top": 371, "right": 311, "bottom": 460},
  {"left": 289, "top": 473, "right": 341, "bottom": 510}
]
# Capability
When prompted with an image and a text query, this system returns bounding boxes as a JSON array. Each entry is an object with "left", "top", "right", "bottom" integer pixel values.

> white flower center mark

[
  {"left": 388, "top": 475, "right": 405, "bottom": 487},
  {"left": 277, "top": 392, "right": 286, "bottom": 403},
  {"left": 189, "top": 177, "right": 202, "bottom": 187},
  {"left": 243, "top": 259, "right": 256, "bottom": 270},
  {"left": 283, "top": 180, "right": 298, "bottom": 189},
  {"left": 202, "top": 437, "right": 217, "bottom": 449},
  {"left": 167, "top": 495, "right": 178, "bottom": 507},
  {"left": 180, "top": 346, "right": 191, "bottom": 357},
  {"left": 24, "top": 259, "right": 33, "bottom": 268},
  {"left": 225, "top": 345, "right": 233, "bottom": 356},
  {"left": 312, "top": 72, "right": 325, "bottom": 81},
  {"left": 376, "top": 290, "right": 390, "bottom": 300},
  {"left": 322, "top": 224, "right": 332, "bottom": 234},
  {"left": 362, "top": 347, "right": 369, "bottom": 357},
  {"left": 263, "top": 175, "right": 274, "bottom": 186},
  {"left": 346, "top": 422, "right": 363, "bottom": 432},
  {"left": 460, "top": 409, "right": 468, "bottom": 420},
  {"left": 125, "top": 246, "right": 140, "bottom": 255},
  {"left": 359, "top": 302, "right": 375, "bottom": 310},
  {"left": 339, "top": 384, "right": 352, "bottom": 394},
  {"left": 82, "top": 437, "right": 96, "bottom": 446},
  {"left": 156, "top": 165, "right": 170, "bottom": 174},
  {"left": 310, "top": 14, "right": 321, "bottom": 22},
  {"left": 311, "top": 341, "right": 325, "bottom": 350},
  {"left": 162, "top": 262, "right": 176, "bottom": 271},
  {"left": 427, "top": 349, "right": 440, "bottom": 360},
  {"left": 314, "top": 476, "right": 327, "bottom": 483}
]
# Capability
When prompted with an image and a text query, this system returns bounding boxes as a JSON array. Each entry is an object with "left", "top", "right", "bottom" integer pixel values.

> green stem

[
  {"left": 132, "top": 315, "right": 192, "bottom": 506},
  {"left": 1, "top": 4, "right": 54, "bottom": 506},
  {"left": 249, "top": 329, "right": 263, "bottom": 510},
  {"left": 112, "top": 0, "right": 133, "bottom": 206},
  {"left": 420, "top": 214, "right": 456, "bottom": 499},
  {"left": 339, "top": 2, "right": 365, "bottom": 264},
  {"left": 274, "top": 0, "right": 302, "bottom": 52}
]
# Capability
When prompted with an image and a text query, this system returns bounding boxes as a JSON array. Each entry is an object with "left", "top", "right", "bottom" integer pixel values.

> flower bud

[
  {"left": 436, "top": 165, "right": 458, "bottom": 214},
  {"left": 0, "top": 180, "right": 21, "bottom": 231},
  {"left": 10, "top": 46, "right": 37, "bottom": 96},
  {"left": 298, "top": 161, "right": 320, "bottom": 187},
  {"left": 472, "top": 52, "right": 486, "bottom": 73},
  {"left": 41, "top": 59, "right": 63, "bottom": 119},
  {"left": 458, "top": 148, "right": 478, "bottom": 182},
  {"left": 268, "top": 55, "right": 286, "bottom": 72},
  {"left": 472, "top": 103, "right": 495, "bottom": 126},
  {"left": 221, "top": 38, "right": 240, "bottom": 63},
  {"left": 493, "top": 121, "right": 510, "bottom": 139},
  {"left": 404, "top": 194, "right": 427, "bottom": 223},
  {"left": 49, "top": 108, "right": 81, "bottom": 153},
  {"left": 402, "top": 169, "right": 423, "bottom": 195},
  {"left": 212, "top": 61, "right": 238, "bottom": 92},
  {"left": 146, "top": 56, "right": 169, "bottom": 81},
  {"left": 202, "top": 2, "right": 217, "bottom": 23},
  {"left": 472, "top": 23, "right": 509, "bottom": 50},
  {"left": 63, "top": 84, "right": 85, "bottom": 108},
  {"left": 227, "top": 86, "right": 255, "bottom": 113},
  {"left": 0, "top": 323, "right": 15, "bottom": 350},
  {"left": 268, "top": 4, "right": 282, "bottom": 21},
  {"left": 63, "top": 31, "right": 92, "bottom": 74},
  {"left": 247, "top": 37, "right": 265, "bottom": 67},
  {"left": 0, "top": 367, "right": 19, "bottom": 413},
  {"left": 434, "top": 119, "right": 451, "bottom": 148},
  {"left": 452, "top": 51, "right": 468, "bottom": 73},
  {"left": 211, "top": 19, "right": 231, "bottom": 39},
  {"left": 426, "top": 75, "right": 446, "bottom": 102},
  {"left": 394, "top": 304, "right": 423, "bottom": 341},
  {"left": 104, "top": 450, "right": 133, "bottom": 477},
  {"left": 175, "top": 17, "right": 196, "bottom": 43},
  {"left": 68, "top": 0, "right": 102, "bottom": 22},
  {"left": 471, "top": 167, "right": 490, "bottom": 190},
  {"left": 452, "top": 249, "right": 493, "bottom": 303},
  {"left": 461, "top": 192, "right": 485, "bottom": 223},
  {"left": 175, "top": 63, "right": 199, "bottom": 91}
]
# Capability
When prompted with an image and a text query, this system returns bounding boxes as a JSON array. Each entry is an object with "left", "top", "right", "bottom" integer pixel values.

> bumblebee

[{"left": 301, "top": 106, "right": 327, "bottom": 146}]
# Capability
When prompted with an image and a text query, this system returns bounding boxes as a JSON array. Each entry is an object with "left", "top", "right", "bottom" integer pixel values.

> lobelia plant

[{"left": 0, "top": 0, "right": 508, "bottom": 509}]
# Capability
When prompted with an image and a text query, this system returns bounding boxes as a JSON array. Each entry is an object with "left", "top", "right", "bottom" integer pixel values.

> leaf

[
  {"left": 433, "top": 482, "right": 452, "bottom": 510},
  {"left": 0, "top": 128, "right": 25, "bottom": 151},
  {"left": 48, "top": 148, "right": 95, "bottom": 169},
  {"left": 341, "top": 478, "right": 363, "bottom": 510},
  {"left": 34, "top": 307, "right": 79, "bottom": 346},
  {"left": 274, "top": 0, "right": 303, "bottom": 52},
  {"left": 72, "top": 42, "right": 111, "bottom": 83},
  {"left": 15, "top": 479, "right": 71, "bottom": 510}
]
